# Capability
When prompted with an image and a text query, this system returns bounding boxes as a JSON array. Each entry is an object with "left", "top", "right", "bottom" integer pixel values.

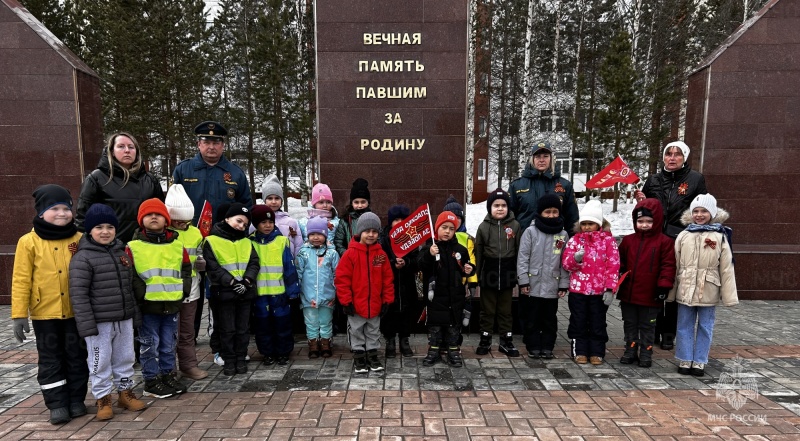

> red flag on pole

[
  {"left": 585, "top": 155, "right": 640, "bottom": 189},
  {"left": 389, "top": 204, "right": 433, "bottom": 258},
  {"left": 197, "top": 200, "right": 213, "bottom": 237}
]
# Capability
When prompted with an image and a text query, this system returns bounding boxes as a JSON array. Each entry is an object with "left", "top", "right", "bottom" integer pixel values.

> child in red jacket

[
  {"left": 616, "top": 199, "right": 676, "bottom": 368},
  {"left": 335, "top": 212, "right": 395, "bottom": 374}
]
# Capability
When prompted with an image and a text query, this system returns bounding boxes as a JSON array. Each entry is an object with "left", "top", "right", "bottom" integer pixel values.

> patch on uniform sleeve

[{"left": 554, "top": 182, "right": 565, "bottom": 193}]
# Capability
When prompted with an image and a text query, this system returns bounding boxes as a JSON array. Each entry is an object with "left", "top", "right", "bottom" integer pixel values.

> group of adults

[
  {"left": 72, "top": 122, "right": 707, "bottom": 350},
  {"left": 75, "top": 121, "right": 252, "bottom": 339},
  {"left": 506, "top": 140, "right": 706, "bottom": 349}
]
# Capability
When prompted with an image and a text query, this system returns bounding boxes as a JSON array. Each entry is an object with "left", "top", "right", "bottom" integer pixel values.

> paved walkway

[{"left": 1, "top": 301, "right": 799, "bottom": 440}]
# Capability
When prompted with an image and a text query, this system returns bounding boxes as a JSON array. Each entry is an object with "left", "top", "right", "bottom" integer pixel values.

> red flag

[
  {"left": 585, "top": 155, "right": 640, "bottom": 189},
  {"left": 389, "top": 204, "right": 433, "bottom": 258},
  {"left": 197, "top": 200, "right": 213, "bottom": 237}
]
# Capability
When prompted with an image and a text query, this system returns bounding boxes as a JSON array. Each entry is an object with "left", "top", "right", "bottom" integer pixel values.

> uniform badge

[
  {"left": 554, "top": 183, "right": 565, "bottom": 193},
  {"left": 227, "top": 188, "right": 235, "bottom": 199},
  {"left": 678, "top": 182, "right": 688, "bottom": 195},
  {"left": 223, "top": 172, "right": 232, "bottom": 182}
]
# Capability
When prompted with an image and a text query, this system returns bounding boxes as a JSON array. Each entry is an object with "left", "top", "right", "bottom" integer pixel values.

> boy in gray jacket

[{"left": 517, "top": 194, "right": 569, "bottom": 359}]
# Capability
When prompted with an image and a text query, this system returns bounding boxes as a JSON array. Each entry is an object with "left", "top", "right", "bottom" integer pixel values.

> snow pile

[{"left": 284, "top": 196, "right": 636, "bottom": 238}]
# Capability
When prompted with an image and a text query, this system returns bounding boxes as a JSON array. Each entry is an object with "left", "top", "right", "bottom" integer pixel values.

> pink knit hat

[{"left": 311, "top": 183, "right": 333, "bottom": 206}]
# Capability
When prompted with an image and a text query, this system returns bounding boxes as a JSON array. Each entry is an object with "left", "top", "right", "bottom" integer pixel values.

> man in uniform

[
  {"left": 507, "top": 141, "right": 579, "bottom": 234},
  {"left": 173, "top": 121, "right": 253, "bottom": 341}
]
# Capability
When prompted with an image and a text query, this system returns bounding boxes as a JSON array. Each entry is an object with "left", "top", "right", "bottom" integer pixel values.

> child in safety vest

[
  {"left": 249, "top": 205, "right": 300, "bottom": 366},
  {"left": 165, "top": 184, "right": 208, "bottom": 380},
  {"left": 203, "top": 203, "right": 260, "bottom": 375},
  {"left": 296, "top": 215, "right": 339, "bottom": 358},
  {"left": 11, "top": 185, "right": 89, "bottom": 425},
  {"left": 126, "top": 198, "right": 191, "bottom": 398}
]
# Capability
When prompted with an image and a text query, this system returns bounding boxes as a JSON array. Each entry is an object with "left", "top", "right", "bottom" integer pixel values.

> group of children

[{"left": 11, "top": 175, "right": 737, "bottom": 424}]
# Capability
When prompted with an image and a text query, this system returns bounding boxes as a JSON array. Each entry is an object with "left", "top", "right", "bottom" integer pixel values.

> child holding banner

[
  {"left": 379, "top": 205, "right": 419, "bottom": 358},
  {"left": 418, "top": 211, "right": 474, "bottom": 367}
]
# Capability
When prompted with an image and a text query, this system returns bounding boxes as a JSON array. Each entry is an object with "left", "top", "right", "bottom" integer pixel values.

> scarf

[
  {"left": 32, "top": 216, "right": 77, "bottom": 240},
  {"left": 533, "top": 214, "right": 564, "bottom": 235},
  {"left": 220, "top": 221, "right": 248, "bottom": 240}
]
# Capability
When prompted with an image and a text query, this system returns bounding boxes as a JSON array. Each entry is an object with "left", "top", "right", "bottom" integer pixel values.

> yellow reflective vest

[
  {"left": 252, "top": 235, "right": 289, "bottom": 296},
  {"left": 127, "top": 240, "right": 184, "bottom": 301},
  {"left": 205, "top": 235, "right": 253, "bottom": 281},
  {"left": 172, "top": 225, "right": 203, "bottom": 277},
  {"left": 456, "top": 231, "right": 478, "bottom": 285}
]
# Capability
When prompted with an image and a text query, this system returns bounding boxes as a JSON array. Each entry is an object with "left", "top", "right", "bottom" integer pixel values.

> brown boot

[
  {"left": 320, "top": 338, "right": 332, "bottom": 358},
  {"left": 95, "top": 395, "right": 113, "bottom": 420},
  {"left": 308, "top": 338, "right": 320, "bottom": 359},
  {"left": 117, "top": 389, "right": 147, "bottom": 412}
]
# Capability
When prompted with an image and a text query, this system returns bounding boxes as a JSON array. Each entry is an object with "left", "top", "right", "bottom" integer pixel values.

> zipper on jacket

[
  {"left": 650, "top": 248, "right": 656, "bottom": 272},
  {"left": 108, "top": 246, "right": 127, "bottom": 319},
  {"left": 497, "top": 222, "right": 502, "bottom": 288},
  {"left": 628, "top": 233, "right": 646, "bottom": 297},
  {"left": 366, "top": 246, "right": 372, "bottom": 319}
]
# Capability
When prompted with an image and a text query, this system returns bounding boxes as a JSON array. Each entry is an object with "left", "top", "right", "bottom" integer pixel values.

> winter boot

[
  {"left": 660, "top": 333, "right": 675, "bottom": 350},
  {"left": 385, "top": 337, "right": 396, "bottom": 358},
  {"left": 367, "top": 349, "right": 384, "bottom": 371},
  {"left": 320, "top": 338, "right": 333, "bottom": 358},
  {"left": 447, "top": 347, "right": 463, "bottom": 368},
  {"left": 638, "top": 345, "right": 653, "bottom": 368},
  {"left": 620, "top": 341, "right": 639, "bottom": 364},
  {"left": 399, "top": 337, "right": 414, "bottom": 357},
  {"left": 476, "top": 331, "right": 492, "bottom": 355},
  {"left": 95, "top": 395, "right": 113, "bottom": 421},
  {"left": 422, "top": 346, "right": 441, "bottom": 367},
  {"left": 49, "top": 407, "right": 71, "bottom": 425},
  {"left": 69, "top": 402, "right": 88, "bottom": 417},
  {"left": 353, "top": 351, "right": 369, "bottom": 373},
  {"left": 308, "top": 339, "right": 320, "bottom": 359},
  {"left": 498, "top": 332, "right": 520, "bottom": 357},
  {"left": 117, "top": 389, "right": 147, "bottom": 411}
]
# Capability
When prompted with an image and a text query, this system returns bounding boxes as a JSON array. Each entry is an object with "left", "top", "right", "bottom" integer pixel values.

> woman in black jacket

[{"left": 76, "top": 132, "right": 164, "bottom": 243}]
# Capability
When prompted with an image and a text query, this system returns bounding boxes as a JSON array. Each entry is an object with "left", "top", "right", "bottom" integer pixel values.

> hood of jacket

[
  {"left": 632, "top": 198, "right": 665, "bottom": 236},
  {"left": 250, "top": 227, "right": 283, "bottom": 244},
  {"left": 680, "top": 207, "right": 730, "bottom": 226}
]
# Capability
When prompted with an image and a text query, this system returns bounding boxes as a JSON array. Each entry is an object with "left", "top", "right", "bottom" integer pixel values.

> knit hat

[
  {"left": 633, "top": 206, "right": 654, "bottom": 219},
  {"left": 349, "top": 178, "right": 370, "bottom": 202},
  {"left": 164, "top": 184, "right": 195, "bottom": 221},
  {"left": 32, "top": 184, "right": 73, "bottom": 216},
  {"left": 443, "top": 195, "right": 464, "bottom": 219},
  {"left": 486, "top": 188, "right": 511, "bottom": 210},
  {"left": 138, "top": 198, "right": 171, "bottom": 226},
  {"left": 251, "top": 205, "right": 275, "bottom": 225},
  {"left": 354, "top": 212, "right": 381, "bottom": 235},
  {"left": 663, "top": 141, "right": 690, "bottom": 161},
  {"left": 579, "top": 200, "right": 604, "bottom": 227},
  {"left": 531, "top": 140, "right": 552, "bottom": 156},
  {"left": 435, "top": 211, "right": 461, "bottom": 233},
  {"left": 387, "top": 205, "right": 411, "bottom": 225},
  {"left": 537, "top": 193, "right": 562, "bottom": 214},
  {"left": 690, "top": 194, "right": 718, "bottom": 218},
  {"left": 84, "top": 203, "right": 119, "bottom": 232},
  {"left": 214, "top": 203, "right": 231, "bottom": 223},
  {"left": 311, "top": 183, "right": 333, "bottom": 206},
  {"left": 307, "top": 216, "right": 330, "bottom": 239},
  {"left": 261, "top": 174, "right": 283, "bottom": 200},
  {"left": 225, "top": 203, "right": 251, "bottom": 223}
]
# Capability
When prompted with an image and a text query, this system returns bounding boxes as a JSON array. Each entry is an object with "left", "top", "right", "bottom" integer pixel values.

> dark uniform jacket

[
  {"left": 508, "top": 163, "right": 579, "bottom": 233},
  {"left": 76, "top": 155, "right": 164, "bottom": 243},
  {"left": 642, "top": 166, "right": 707, "bottom": 239},
  {"left": 172, "top": 153, "right": 252, "bottom": 224},
  {"left": 69, "top": 235, "right": 140, "bottom": 338},
  {"left": 418, "top": 238, "right": 473, "bottom": 327}
]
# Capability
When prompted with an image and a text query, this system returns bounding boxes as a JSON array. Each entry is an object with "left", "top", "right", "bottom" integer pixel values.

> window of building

[
  {"left": 477, "top": 159, "right": 486, "bottom": 180},
  {"left": 479, "top": 117, "right": 487, "bottom": 138},
  {"left": 539, "top": 109, "right": 553, "bottom": 132}
]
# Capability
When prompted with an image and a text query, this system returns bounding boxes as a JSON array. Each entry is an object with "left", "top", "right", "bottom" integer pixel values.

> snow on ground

[{"left": 284, "top": 196, "right": 637, "bottom": 237}]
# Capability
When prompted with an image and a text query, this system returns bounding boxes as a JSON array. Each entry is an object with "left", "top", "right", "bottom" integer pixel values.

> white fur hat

[
  {"left": 663, "top": 141, "right": 690, "bottom": 161},
  {"left": 165, "top": 184, "right": 195, "bottom": 221},
  {"left": 690, "top": 194, "right": 718, "bottom": 218},
  {"left": 579, "top": 200, "right": 604, "bottom": 227}
]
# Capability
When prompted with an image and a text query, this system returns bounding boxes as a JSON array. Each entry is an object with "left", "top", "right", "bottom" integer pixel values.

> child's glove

[
  {"left": 194, "top": 255, "right": 206, "bottom": 272},
  {"left": 12, "top": 318, "right": 30, "bottom": 343},
  {"left": 427, "top": 279, "right": 436, "bottom": 301},
  {"left": 380, "top": 303, "right": 390, "bottom": 317},
  {"left": 342, "top": 303, "right": 355, "bottom": 316},
  {"left": 602, "top": 290, "right": 614, "bottom": 306},
  {"left": 654, "top": 287, "right": 670, "bottom": 301},
  {"left": 574, "top": 249, "right": 585, "bottom": 263},
  {"left": 232, "top": 280, "right": 248, "bottom": 295}
]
